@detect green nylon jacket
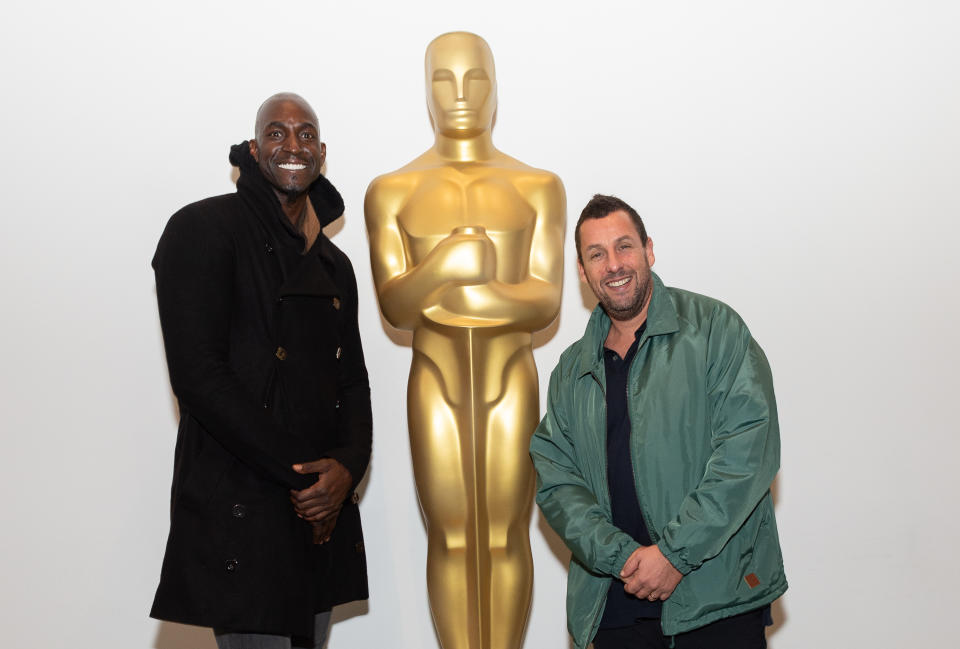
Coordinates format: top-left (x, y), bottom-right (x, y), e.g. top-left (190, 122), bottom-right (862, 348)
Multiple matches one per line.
top-left (530, 273), bottom-right (787, 647)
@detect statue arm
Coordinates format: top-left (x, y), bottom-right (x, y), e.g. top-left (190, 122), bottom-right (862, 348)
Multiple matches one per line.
top-left (365, 177), bottom-right (496, 330)
top-left (432, 174), bottom-right (566, 331)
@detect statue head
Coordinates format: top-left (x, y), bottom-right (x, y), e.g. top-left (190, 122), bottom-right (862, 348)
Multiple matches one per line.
top-left (425, 32), bottom-right (497, 138)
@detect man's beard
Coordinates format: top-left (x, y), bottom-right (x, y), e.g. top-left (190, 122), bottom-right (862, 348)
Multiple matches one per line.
top-left (598, 273), bottom-right (652, 322)
top-left (282, 185), bottom-right (305, 201)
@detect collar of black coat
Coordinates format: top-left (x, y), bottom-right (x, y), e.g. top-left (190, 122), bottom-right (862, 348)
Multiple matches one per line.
top-left (228, 140), bottom-right (345, 229)
top-left (575, 272), bottom-right (680, 379)
top-left (229, 141), bottom-right (343, 298)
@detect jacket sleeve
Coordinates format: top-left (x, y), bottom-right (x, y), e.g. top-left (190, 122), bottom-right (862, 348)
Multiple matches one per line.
top-left (322, 254), bottom-right (372, 491)
top-left (530, 365), bottom-right (641, 577)
top-left (153, 206), bottom-right (316, 490)
top-left (658, 308), bottom-right (780, 574)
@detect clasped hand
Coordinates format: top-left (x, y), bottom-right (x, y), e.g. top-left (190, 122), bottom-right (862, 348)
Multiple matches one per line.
top-left (290, 458), bottom-right (352, 545)
top-left (437, 227), bottom-right (496, 285)
top-left (620, 545), bottom-right (683, 602)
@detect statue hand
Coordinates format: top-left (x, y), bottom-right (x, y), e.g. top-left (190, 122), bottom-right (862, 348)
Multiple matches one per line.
top-left (436, 228), bottom-right (496, 284)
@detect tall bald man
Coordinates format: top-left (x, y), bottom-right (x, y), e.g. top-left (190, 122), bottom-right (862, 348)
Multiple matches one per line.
top-left (151, 93), bottom-right (372, 648)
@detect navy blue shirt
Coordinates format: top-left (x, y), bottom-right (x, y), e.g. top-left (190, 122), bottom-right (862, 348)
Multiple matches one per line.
top-left (598, 322), bottom-right (662, 628)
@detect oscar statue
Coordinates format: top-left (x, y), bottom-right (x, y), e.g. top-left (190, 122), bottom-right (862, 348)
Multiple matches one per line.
top-left (365, 31), bottom-right (565, 649)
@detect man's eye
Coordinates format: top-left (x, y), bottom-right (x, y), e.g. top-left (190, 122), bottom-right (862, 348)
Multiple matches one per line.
top-left (269, 130), bottom-right (282, 138)
top-left (301, 132), bottom-right (315, 140)
top-left (590, 252), bottom-right (602, 261)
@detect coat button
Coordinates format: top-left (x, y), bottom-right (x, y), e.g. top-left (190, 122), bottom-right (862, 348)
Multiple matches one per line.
top-left (225, 559), bottom-right (239, 572)
top-left (275, 346), bottom-right (287, 361)
top-left (265, 243), bottom-right (274, 254)
top-left (350, 492), bottom-right (360, 504)
top-left (354, 542), bottom-right (364, 553)
top-left (332, 297), bottom-right (341, 310)
top-left (231, 504), bottom-right (247, 519)
top-left (335, 346), bottom-right (341, 360)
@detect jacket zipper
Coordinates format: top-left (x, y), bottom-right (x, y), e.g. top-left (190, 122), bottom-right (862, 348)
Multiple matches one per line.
top-left (626, 333), bottom-right (675, 637)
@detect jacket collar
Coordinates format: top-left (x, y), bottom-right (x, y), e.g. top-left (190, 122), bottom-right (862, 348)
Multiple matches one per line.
top-left (228, 140), bottom-right (345, 231)
top-left (228, 141), bottom-right (344, 297)
top-left (575, 272), bottom-right (679, 378)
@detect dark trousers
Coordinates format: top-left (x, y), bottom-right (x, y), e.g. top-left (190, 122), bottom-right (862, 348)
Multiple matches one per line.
top-left (592, 608), bottom-right (767, 649)
top-left (214, 611), bottom-right (332, 649)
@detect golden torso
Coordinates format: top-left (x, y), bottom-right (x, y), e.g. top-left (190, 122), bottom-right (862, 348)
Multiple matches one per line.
top-left (366, 148), bottom-right (564, 649)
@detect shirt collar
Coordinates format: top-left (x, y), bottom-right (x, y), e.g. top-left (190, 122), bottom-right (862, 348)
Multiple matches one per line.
top-left (576, 272), bottom-right (679, 378)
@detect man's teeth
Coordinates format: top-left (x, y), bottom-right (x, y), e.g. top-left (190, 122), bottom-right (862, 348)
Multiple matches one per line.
top-left (607, 277), bottom-right (630, 287)
top-left (278, 163), bottom-right (307, 170)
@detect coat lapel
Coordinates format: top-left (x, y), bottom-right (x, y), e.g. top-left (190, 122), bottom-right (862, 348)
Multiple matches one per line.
top-left (279, 237), bottom-right (339, 298)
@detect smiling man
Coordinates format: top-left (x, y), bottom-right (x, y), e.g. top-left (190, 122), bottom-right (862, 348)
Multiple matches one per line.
top-left (150, 93), bottom-right (372, 648)
top-left (530, 194), bottom-right (787, 649)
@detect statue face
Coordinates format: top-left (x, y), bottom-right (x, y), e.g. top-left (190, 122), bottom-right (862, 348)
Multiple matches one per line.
top-left (426, 33), bottom-right (497, 137)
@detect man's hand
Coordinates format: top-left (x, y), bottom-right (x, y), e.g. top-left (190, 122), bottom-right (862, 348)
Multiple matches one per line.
top-left (310, 508), bottom-right (342, 545)
top-left (620, 545), bottom-right (683, 602)
top-left (290, 458), bottom-right (353, 522)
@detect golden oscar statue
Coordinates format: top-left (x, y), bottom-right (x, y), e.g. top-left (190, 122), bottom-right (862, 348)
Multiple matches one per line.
top-left (365, 31), bottom-right (565, 649)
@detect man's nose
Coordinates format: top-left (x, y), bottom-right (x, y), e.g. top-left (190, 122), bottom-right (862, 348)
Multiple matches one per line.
top-left (281, 133), bottom-right (302, 152)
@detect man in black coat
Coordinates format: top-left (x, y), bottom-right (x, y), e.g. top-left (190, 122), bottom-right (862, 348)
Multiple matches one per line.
top-left (151, 93), bottom-right (372, 648)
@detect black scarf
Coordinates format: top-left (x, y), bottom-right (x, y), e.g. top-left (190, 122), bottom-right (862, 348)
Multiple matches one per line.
top-left (228, 140), bottom-right (345, 229)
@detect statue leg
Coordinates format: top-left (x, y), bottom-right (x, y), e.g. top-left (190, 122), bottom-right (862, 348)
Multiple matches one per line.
top-left (408, 352), bottom-right (480, 649)
top-left (481, 349), bottom-right (538, 649)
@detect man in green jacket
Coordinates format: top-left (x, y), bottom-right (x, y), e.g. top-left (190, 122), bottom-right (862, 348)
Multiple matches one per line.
top-left (530, 195), bottom-right (786, 649)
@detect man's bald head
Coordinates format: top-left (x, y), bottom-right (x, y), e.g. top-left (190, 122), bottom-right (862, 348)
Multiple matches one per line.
top-left (249, 92), bottom-right (326, 201)
top-left (255, 92), bottom-right (320, 138)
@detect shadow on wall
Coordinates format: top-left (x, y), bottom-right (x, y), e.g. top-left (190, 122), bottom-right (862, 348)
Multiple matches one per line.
top-left (535, 510), bottom-right (577, 649)
top-left (767, 474), bottom-right (788, 647)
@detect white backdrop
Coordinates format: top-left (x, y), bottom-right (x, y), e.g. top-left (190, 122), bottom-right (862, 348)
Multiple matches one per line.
top-left (1, 1), bottom-right (958, 648)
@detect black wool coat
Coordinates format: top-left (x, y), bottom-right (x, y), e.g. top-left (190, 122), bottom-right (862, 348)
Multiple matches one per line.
top-left (150, 143), bottom-right (372, 637)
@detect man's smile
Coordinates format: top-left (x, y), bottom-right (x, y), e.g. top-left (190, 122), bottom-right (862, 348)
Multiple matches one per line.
top-left (606, 276), bottom-right (632, 288)
top-left (278, 162), bottom-right (308, 171)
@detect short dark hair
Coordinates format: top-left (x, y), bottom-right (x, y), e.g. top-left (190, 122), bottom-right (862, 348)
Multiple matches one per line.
top-left (575, 194), bottom-right (648, 261)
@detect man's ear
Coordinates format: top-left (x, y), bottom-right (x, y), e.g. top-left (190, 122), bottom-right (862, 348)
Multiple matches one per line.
top-left (318, 142), bottom-right (327, 170)
top-left (577, 258), bottom-right (587, 283)
top-left (645, 237), bottom-right (655, 268)
top-left (249, 139), bottom-right (259, 162)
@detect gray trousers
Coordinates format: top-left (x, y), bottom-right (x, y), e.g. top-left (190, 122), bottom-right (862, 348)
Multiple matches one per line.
top-left (214, 611), bottom-right (332, 649)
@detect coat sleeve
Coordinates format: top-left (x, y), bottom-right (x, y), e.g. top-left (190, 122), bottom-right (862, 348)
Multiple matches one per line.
top-left (657, 307), bottom-right (780, 574)
top-left (530, 364), bottom-right (641, 577)
top-left (153, 206), bottom-right (316, 490)
top-left (322, 254), bottom-right (372, 491)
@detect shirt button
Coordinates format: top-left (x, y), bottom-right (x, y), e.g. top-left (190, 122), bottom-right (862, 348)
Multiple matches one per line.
top-left (275, 346), bottom-right (287, 361)
top-left (264, 243), bottom-right (274, 254)
top-left (332, 297), bottom-right (341, 310)
top-left (335, 346), bottom-right (342, 360)
top-left (351, 492), bottom-right (360, 504)
top-left (231, 504), bottom-right (247, 519)
top-left (225, 559), bottom-right (239, 572)
top-left (354, 542), bottom-right (364, 554)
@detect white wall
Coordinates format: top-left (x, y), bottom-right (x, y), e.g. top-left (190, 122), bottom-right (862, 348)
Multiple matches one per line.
top-left (1, 1), bottom-right (958, 647)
